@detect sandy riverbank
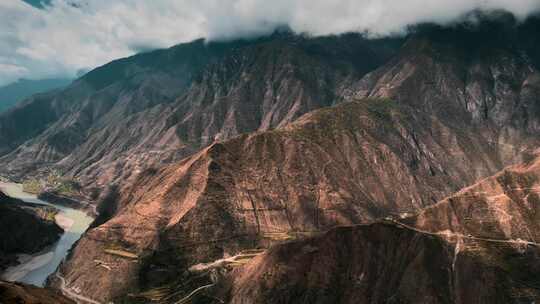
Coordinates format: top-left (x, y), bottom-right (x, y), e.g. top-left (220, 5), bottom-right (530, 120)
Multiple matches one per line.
top-left (1, 252), bottom-right (54, 282)
top-left (0, 181), bottom-right (95, 286)
top-left (54, 214), bottom-right (75, 231)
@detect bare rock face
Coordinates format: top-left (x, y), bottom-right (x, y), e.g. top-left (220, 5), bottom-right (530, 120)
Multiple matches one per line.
top-left (0, 280), bottom-right (74, 304)
top-left (202, 152), bottom-right (540, 304)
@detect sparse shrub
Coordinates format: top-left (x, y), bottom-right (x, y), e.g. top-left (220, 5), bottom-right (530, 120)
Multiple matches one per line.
top-left (22, 179), bottom-right (43, 194)
top-left (23, 169), bottom-right (80, 196)
top-left (366, 98), bottom-right (397, 120)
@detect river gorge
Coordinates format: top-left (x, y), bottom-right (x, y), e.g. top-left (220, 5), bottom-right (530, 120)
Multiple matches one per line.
top-left (0, 182), bottom-right (93, 287)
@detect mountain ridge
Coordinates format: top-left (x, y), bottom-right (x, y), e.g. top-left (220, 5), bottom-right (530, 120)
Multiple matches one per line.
top-left (0, 33), bottom-right (403, 201)
top-left (0, 78), bottom-right (72, 114)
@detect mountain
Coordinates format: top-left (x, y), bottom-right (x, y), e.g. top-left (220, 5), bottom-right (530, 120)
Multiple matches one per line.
top-left (212, 223), bottom-right (540, 304)
top-left (0, 78), bottom-right (72, 113)
top-left (0, 13), bottom-right (538, 303)
top-left (50, 97), bottom-right (539, 302)
top-left (406, 154), bottom-right (540, 243)
top-left (0, 33), bottom-right (402, 198)
top-left (32, 15), bottom-right (540, 302)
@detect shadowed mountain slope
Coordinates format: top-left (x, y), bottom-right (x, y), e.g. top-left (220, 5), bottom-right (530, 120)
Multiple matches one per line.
top-left (0, 280), bottom-right (74, 304)
top-left (213, 223), bottom-right (540, 304)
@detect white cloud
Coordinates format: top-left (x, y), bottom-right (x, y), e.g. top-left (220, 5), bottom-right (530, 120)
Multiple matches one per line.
top-left (0, 0), bottom-right (539, 86)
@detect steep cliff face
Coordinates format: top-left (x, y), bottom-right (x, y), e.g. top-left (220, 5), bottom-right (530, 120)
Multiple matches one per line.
top-left (0, 33), bottom-right (401, 195)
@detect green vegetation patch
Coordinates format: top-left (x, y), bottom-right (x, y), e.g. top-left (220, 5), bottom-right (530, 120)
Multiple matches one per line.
top-left (366, 98), bottom-right (398, 120)
top-left (22, 169), bottom-right (80, 196)
top-left (285, 98), bottom-right (402, 143)
top-left (43, 208), bottom-right (58, 222)
top-left (22, 179), bottom-right (43, 194)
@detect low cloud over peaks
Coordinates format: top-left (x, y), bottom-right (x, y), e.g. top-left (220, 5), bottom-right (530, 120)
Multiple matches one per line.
top-left (1, 0), bottom-right (539, 86)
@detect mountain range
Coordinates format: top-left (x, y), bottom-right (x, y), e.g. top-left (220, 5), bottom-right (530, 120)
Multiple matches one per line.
top-left (1, 12), bottom-right (540, 304)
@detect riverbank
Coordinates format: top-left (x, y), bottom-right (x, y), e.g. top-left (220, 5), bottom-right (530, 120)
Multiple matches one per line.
top-left (0, 211), bottom-right (73, 282)
top-left (38, 191), bottom-right (98, 217)
top-left (0, 182), bottom-right (94, 287)
top-left (0, 175), bottom-right (99, 217)
top-left (2, 252), bottom-right (55, 282)
top-left (0, 190), bottom-right (63, 272)
top-left (54, 214), bottom-right (75, 231)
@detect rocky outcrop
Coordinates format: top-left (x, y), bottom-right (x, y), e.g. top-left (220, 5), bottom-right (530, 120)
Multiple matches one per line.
top-left (0, 192), bottom-right (63, 271)
top-left (0, 280), bottom-right (74, 304)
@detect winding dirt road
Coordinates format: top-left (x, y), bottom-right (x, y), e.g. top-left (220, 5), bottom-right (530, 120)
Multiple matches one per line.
top-left (390, 219), bottom-right (540, 246)
top-left (55, 273), bottom-right (102, 304)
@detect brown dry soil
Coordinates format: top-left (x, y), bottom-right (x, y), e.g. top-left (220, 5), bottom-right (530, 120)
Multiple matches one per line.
top-left (0, 280), bottom-right (74, 304)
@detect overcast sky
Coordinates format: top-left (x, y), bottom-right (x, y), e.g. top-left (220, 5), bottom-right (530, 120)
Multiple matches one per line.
top-left (0, 0), bottom-right (539, 86)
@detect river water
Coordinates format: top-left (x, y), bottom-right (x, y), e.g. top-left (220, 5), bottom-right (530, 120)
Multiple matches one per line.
top-left (0, 182), bottom-right (94, 287)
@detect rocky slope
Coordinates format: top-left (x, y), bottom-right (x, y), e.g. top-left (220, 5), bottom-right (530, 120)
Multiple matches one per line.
top-left (208, 223), bottom-right (540, 304)
top-left (206, 145), bottom-right (540, 303)
top-left (133, 155), bottom-right (540, 304)
top-left (43, 15), bottom-right (540, 302)
top-left (161, 155), bottom-right (540, 304)
top-left (49, 94), bottom-right (534, 302)
top-left (0, 280), bottom-right (74, 304)
top-left (405, 153), bottom-right (540, 243)
top-left (0, 32), bottom-right (401, 198)
top-left (347, 14), bottom-right (540, 168)
top-left (0, 191), bottom-right (63, 272)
